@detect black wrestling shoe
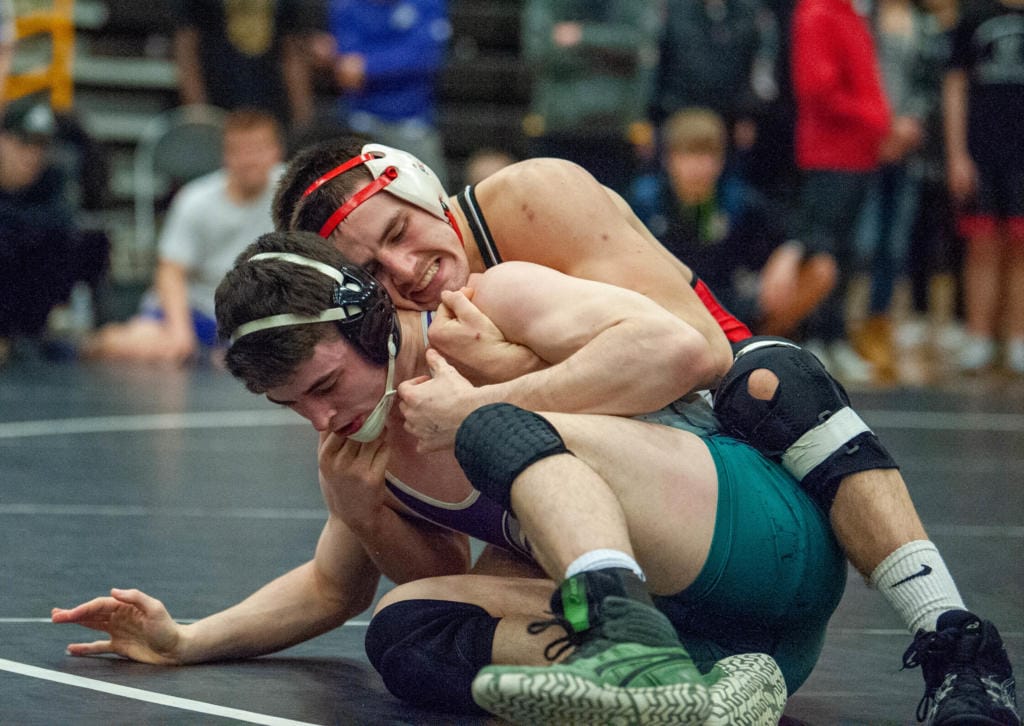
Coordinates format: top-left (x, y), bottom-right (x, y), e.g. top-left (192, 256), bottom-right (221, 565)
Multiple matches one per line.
top-left (903, 610), bottom-right (1019, 725)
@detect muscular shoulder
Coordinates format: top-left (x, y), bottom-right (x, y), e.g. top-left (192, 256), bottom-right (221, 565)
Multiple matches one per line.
top-left (476, 157), bottom-right (590, 208)
top-left (470, 158), bottom-right (649, 274)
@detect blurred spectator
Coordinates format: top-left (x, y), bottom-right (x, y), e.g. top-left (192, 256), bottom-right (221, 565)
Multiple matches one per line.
top-left (791, 0), bottom-right (891, 384)
top-left (851, 0), bottom-right (939, 379)
top-left (0, 99), bottom-right (108, 364)
top-left (630, 107), bottom-right (835, 339)
top-left (944, 0), bottom-right (1024, 375)
top-left (650, 0), bottom-right (774, 182)
top-left (82, 110), bottom-right (284, 365)
top-left (521, 0), bottom-right (661, 196)
top-left (172, 0), bottom-right (319, 131)
top-left (903, 0), bottom-right (963, 351)
top-left (310, 0), bottom-right (451, 186)
top-left (462, 147), bottom-right (516, 187)
top-left (0, 0), bottom-right (13, 118)
top-left (745, 0), bottom-right (801, 207)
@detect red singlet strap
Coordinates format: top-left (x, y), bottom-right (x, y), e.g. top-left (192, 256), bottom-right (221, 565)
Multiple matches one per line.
top-left (692, 276), bottom-right (752, 343)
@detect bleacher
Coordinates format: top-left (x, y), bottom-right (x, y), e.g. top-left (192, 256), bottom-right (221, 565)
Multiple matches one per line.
top-left (6, 0), bottom-right (528, 288)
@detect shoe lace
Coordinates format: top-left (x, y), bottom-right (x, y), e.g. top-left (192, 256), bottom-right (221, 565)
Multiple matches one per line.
top-left (903, 625), bottom-right (1001, 723)
top-left (527, 613), bottom-right (585, 662)
top-left (903, 629), bottom-right (957, 721)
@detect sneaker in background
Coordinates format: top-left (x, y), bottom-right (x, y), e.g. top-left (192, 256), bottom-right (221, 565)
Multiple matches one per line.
top-left (958, 335), bottom-right (996, 372)
top-left (827, 340), bottom-right (876, 385)
top-left (803, 339), bottom-right (830, 369)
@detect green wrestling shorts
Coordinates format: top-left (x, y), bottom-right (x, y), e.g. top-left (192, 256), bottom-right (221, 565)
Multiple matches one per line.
top-left (653, 433), bottom-right (847, 694)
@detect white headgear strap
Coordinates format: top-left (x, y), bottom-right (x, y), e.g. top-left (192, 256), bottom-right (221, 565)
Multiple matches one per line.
top-left (229, 253), bottom-right (361, 344)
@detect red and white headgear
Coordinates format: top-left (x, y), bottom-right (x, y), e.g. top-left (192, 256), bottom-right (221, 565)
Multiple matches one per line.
top-left (302, 143), bottom-right (454, 239)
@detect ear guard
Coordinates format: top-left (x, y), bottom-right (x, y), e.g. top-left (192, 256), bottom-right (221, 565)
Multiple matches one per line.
top-left (229, 252), bottom-right (400, 366)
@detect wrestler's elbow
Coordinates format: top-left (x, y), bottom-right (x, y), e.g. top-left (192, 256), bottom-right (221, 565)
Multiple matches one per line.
top-left (666, 324), bottom-right (728, 393)
top-left (707, 332), bottom-right (734, 385)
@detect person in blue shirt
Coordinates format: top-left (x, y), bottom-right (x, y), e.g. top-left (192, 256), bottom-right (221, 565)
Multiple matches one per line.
top-left (311, 0), bottom-right (451, 186)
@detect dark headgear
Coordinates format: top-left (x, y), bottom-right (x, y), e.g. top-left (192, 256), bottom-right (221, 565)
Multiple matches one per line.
top-left (230, 252), bottom-right (400, 366)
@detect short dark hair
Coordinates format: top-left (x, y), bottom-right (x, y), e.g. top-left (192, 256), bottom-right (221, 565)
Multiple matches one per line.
top-left (272, 134), bottom-right (372, 233)
top-left (216, 230), bottom-right (356, 394)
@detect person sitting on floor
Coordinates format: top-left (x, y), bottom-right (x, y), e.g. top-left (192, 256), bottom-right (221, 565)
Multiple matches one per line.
top-left (82, 109), bottom-right (284, 365)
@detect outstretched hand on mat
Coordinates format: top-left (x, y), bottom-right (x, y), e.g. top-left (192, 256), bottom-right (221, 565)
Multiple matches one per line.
top-left (51, 588), bottom-right (183, 665)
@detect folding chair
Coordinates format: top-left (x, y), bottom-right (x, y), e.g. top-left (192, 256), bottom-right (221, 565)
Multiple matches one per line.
top-left (131, 103), bottom-right (226, 260)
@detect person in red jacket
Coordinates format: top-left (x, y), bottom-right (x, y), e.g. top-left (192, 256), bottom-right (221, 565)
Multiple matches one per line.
top-left (790, 0), bottom-right (891, 383)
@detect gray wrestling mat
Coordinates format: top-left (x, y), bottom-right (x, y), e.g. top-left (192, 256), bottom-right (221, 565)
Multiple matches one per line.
top-left (1, 359), bottom-right (1021, 724)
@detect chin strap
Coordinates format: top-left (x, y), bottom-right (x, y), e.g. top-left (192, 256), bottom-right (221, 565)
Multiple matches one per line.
top-left (444, 203), bottom-right (464, 247)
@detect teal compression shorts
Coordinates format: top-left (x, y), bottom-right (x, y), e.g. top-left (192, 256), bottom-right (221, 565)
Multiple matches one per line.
top-left (653, 434), bottom-right (847, 694)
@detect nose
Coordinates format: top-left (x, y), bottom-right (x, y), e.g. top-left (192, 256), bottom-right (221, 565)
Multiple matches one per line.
top-left (297, 400), bottom-right (336, 432)
top-left (378, 247), bottom-right (419, 290)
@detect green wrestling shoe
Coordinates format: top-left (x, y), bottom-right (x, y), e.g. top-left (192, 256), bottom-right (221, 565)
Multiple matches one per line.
top-left (472, 569), bottom-right (712, 725)
top-left (471, 569), bottom-right (789, 726)
top-left (704, 652), bottom-right (790, 726)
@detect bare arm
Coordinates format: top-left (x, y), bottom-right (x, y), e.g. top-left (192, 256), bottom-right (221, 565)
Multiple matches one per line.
top-left (52, 516), bottom-right (381, 664)
top-left (173, 27), bottom-right (206, 106)
top-left (402, 262), bottom-right (716, 451)
top-left (175, 517), bottom-right (381, 662)
top-left (468, 262), bottom-right (715, 414)
top-left (281, 32), bottom-right (315, 129)
top-left (153, 258), bottom-right (198, 363)
top-left (317, 431), bottom-right (472, 584)
top-left (472, 159), bottom-right (733, 389)
top-left (942, 69), bottom-right (974, 203)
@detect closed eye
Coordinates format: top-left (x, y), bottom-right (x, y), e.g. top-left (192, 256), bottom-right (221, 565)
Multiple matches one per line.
top-left (312, 378), bottom-right (337, 397)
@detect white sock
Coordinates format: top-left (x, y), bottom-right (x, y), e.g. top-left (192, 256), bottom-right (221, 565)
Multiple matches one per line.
top-left (565, 549), bottom-right (645, 582)
top-left (869, 540), bottom-right (966, 633)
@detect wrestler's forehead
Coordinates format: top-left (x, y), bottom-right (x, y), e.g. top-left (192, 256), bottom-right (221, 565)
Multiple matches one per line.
top-left (328, 195), bottom-right (399, 262)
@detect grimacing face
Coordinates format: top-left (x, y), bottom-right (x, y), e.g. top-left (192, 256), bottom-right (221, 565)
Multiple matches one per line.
top-left (264, 334), bottom-right (387, 437)
top-left (325, 192), bottom-right (471, 311)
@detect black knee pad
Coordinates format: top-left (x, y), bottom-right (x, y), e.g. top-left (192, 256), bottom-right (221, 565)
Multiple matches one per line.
top-left (714, 337), bottom-right (851, 457)
top-left (714, 337), bottom-right (898, 510)
top-left (365, 599), bottom-right (499, 713)
top-left (455, 403), bottom-right (571, 509)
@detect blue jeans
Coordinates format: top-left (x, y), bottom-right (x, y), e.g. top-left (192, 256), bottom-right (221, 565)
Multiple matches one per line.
top-left (855, 162), bottom-right (921, 315)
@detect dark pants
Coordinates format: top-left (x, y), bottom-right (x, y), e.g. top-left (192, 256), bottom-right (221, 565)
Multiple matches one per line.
top-left (796, 169), bottom-right (872, 342)
top-left (0, 228), bottom-right (109, 338)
